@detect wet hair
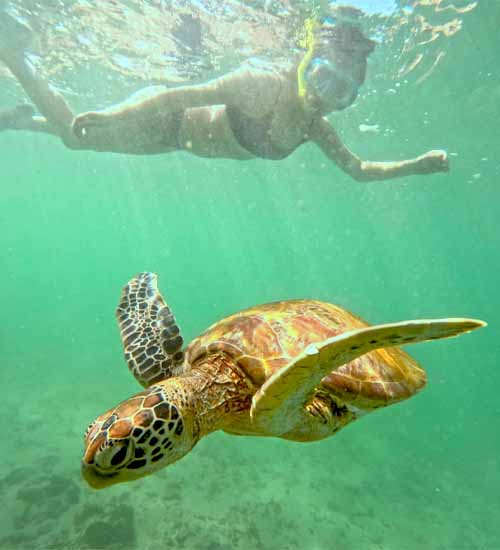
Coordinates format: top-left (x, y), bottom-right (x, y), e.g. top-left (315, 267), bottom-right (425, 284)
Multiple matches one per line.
top-left (313, 23), bottom-right (376, 59)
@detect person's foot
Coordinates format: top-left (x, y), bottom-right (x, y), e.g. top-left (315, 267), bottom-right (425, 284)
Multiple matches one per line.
top-left (73, 111), bottom-right (109, 138)
top-left (0, 9), bottom-right (33, 60)
top-left (0, 103), bottom-right (35, 131)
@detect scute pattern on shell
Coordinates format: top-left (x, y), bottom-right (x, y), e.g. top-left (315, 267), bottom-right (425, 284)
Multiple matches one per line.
top-left (185, 299), bottom-right (426, 408)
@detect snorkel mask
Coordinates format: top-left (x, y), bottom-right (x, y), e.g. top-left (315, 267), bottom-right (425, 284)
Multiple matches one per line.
top-left (298, 7), bottom-right (375, 112)
top-left (304, 56), bottom-right (359, 111)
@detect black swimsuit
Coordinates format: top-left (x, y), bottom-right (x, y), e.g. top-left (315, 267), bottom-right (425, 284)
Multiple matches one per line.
top-left (225, 105), bottom-right (305, 160)
top-left (165, 105), bottom-right (306, 159)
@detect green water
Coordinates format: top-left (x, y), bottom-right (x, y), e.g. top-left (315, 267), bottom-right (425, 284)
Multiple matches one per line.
top-left (1, 2), bottom-right (499, 549)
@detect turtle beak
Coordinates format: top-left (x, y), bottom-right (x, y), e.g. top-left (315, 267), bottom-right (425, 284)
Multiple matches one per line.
top-left (81, 463), bottom-right (119, 490)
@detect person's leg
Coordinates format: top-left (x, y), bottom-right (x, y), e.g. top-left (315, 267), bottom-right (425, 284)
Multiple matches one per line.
top-left (0, 103), bottom-right (59, 135)
top-left (0, 9), bottom-right (77, 145)
top-left (0, 11), bottom-right (188, 154)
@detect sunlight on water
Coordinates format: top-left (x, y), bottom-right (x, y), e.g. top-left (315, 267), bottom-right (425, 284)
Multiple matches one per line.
top-left (338, 0), bottom-right (397, 15)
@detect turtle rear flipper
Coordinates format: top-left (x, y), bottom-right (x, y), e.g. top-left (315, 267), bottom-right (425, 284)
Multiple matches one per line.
top-left (116, 273), bottom-right (184, 387)
top-left (251, 318), bottom-right (485, 436)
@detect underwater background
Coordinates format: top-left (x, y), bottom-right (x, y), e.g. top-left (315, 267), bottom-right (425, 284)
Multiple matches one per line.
top-left (0, 1), bottom-right (498, 549)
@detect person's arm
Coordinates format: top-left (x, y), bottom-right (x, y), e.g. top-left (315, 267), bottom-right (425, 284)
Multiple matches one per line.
top-left (310, 117), bottom-right (449, 182)
top-left (73, 67), bottom-right (281, 138)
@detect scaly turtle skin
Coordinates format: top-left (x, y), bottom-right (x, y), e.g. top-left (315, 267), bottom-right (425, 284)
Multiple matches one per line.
top-left (82, 273), bottom-right (485, 489)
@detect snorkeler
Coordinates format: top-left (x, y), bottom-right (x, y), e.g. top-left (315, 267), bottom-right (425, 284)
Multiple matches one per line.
top-left (0, 8), bottom-right (448, 182)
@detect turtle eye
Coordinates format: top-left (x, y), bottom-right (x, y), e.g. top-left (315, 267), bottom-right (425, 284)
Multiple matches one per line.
top-left (96, 440), bottom-right (133, 470)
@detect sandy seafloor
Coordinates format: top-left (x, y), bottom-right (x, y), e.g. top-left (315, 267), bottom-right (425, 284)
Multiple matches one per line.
top-left (0, 369), bottom-right (497, 549)
top-left (0, 380), bottom-right (498, 550)
top-left (0, 2), bottom-right (499, 549)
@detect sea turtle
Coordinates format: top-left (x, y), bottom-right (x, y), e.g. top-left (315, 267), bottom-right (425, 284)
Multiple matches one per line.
top-left (82, 272), bottom-right (485, 489)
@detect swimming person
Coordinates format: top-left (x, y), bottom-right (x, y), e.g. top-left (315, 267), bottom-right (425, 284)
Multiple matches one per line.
top-left (0, 8), bottom-right (448, 182)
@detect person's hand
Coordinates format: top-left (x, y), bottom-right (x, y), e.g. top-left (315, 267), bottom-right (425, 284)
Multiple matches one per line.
top-left (417, 150), bottom-right (449, 174)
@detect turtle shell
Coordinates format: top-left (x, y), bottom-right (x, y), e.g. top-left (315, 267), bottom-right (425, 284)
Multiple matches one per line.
top-left (185, 300), bottom-right (426, 409)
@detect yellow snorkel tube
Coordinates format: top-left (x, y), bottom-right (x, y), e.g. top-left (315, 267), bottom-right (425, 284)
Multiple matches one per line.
top-left (297, 17), bottom-right (319, 99)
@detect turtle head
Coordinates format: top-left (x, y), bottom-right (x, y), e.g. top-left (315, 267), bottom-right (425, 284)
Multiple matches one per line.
top-left (81, 382), bottom-right (195, 489)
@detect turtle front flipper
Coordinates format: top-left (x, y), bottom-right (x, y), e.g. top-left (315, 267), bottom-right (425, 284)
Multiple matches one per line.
top-left (251, 318), bottom-right (485, 437)
top-left (116, 273), bottom-right (185, 387)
